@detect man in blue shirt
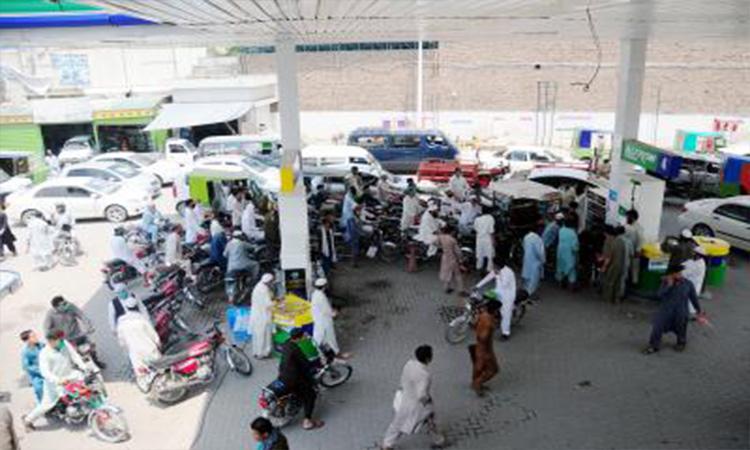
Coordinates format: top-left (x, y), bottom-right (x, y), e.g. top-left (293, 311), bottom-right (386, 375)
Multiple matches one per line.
top-left (19, 330), bottom-right (44, 403)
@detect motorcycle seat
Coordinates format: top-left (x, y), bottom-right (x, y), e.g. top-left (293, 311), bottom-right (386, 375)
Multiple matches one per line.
top-left (150, 351), bottom-right (193, 370)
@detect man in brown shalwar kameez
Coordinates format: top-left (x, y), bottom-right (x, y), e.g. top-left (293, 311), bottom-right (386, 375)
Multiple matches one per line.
top-left (437, 225), bottom-right (466, 295)
top-left (469, 300), bottom-right (500, 396)
top-left (601, 225), bottom-right (628, 304)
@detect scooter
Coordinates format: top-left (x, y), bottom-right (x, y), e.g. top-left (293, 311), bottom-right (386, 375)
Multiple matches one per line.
top-left (258, 343), bottom-right (352, 428)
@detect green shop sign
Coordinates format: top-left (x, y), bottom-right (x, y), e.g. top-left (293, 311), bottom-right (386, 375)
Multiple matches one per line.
top-left (621, 140), bottom-right (660, 171)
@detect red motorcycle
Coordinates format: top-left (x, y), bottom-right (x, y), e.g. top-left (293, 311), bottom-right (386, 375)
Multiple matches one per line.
top-left (138, 321), bottom-right (252, 404)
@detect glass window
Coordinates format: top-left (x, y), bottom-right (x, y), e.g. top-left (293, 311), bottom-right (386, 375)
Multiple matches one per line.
top-left (66, 187), bottom-right (91, 198)
top-left (320, 157), bottom-right (346, 166)
top-left (108, 164), bottom-right (139, 179)
top-left (507, 151), bottom-right (528, 161)
top-left (67, 168), bottom-right (91, 177)
top-left (242, 157), bottom-right (270, 172)
top-left (34, 187), bottom-right (67, 197)
top-left (714, 204), bottom-right (750, 224)
top-left (85, 178), bottom-right (118, 194)
top-left (392, 135), bottom-right (421, 148)
top-left (169, 144), bottom-right (186, 153)
top-left (349, 156), bottom-right (369, 165)
top-left (355, 135), bottom-right (386, 149)
top-left (425, 135), bottom-right (445, 146)
top-left (530, 153), bottom-right (551, 162)
top-left (302, 157), bottom-right (318, 167)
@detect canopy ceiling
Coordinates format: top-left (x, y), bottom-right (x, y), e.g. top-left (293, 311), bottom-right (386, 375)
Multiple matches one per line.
top-left (1, 0), bottom-right (749, 47)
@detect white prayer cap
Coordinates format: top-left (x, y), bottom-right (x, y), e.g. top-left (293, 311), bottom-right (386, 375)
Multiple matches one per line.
top-left (232, 230), bottom-right (244, 238)
top-left (123, 295), bottom-right (138, 309)
top-left (555, 212), bottom-right (565, 220)
top-left (681, 229), bottom-right (693, 239)
top-left (314, 278), bottom-right (328, 288)
top-left (428, 204), bottom-right (439, 212)
top-left (694, 245), bottom-right (707, 256)
top-left (261, 273), bottom-right (274, 283)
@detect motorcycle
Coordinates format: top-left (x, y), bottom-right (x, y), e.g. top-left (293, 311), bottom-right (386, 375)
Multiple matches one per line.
top-left (47, 371), bottom-right (129, 443)
top-left (140, 321), bottom-right (252, 404)
top-left (444, 288), bottom-right (532, 344)
top-left (258, 343), bottom-right (352, 428)
top-left (54, 225), bottom-right (80, 266)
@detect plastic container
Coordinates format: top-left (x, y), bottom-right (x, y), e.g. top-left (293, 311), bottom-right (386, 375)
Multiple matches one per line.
top-left (226, 306), bottom-right (252, 344)
top-left (638, 243), bottom-right (669, 294)
top-left (694, 236), bottom-right (730, 287)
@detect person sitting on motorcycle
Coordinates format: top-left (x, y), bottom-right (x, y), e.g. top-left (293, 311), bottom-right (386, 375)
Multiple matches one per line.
top-left (278, 328), bottom-right (324, 430)
top-left (251, 417), bottom-right (289, 450)
top-left (209, 222), bottom-right (229, 273)
top-left (223, 230), bottom-right (260, 285)
top-left (140, 202), bottom-right (162, 244)
top-left (116, 295), bottom-right (161, 384)
top-left (22, 330), bottom-right (86, 431)
top-left (108, 284), bottom-right (149, 335)
top-left (164, 224), bottom-right (184, 268)
top-left (110, 226), bottom-right (153, 287)
top-left (43, 296), bottom-right (105, 369)
top-left (50, 203), bottom-right (78, 249)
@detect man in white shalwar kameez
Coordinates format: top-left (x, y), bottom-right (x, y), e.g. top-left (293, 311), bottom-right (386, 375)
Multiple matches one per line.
top-left (117, 296), bottom-right (161, 377)
top-left (416, 205), bottom-right (441, 257)
top-left (23, 332), bottom-right (86, 429)
top-left (183, 200), bottom-right (201, 245)
top-left (476, 256), bottom-right (517, 339)
top-left (473, 209), bottom-right (496, 272)
top-left (400, 190), bottom-right (421, 231)
top-left (382, 345), bottom-right (445, 449)
top-left (682, 246), bottom-right (707, 316)
top-left (26, 213), bottom-right (54, 271)
top-left (241, 199), bottom-right (263, 241)
top-left (448, 168), bottom-right (470, 202)
top-left (250, 273), bottom-right (276, 359)
top-left (311, 279), bottom-right (340, 355)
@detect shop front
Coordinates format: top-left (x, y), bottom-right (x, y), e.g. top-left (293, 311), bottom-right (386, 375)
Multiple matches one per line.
top-left (92, 97), bottom-right (167, 153)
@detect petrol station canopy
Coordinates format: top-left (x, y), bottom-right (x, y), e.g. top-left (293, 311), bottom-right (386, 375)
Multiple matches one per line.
top-left (1, 0), bottom-right (748, 47)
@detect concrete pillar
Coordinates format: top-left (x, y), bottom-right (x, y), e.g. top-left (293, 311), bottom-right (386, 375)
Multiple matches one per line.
top-left (275, 37), bottom-right (311, 294)
top-left (416, 39), bottom-right (423, 128)
top-left (608, 38), bottom-right (647, 224)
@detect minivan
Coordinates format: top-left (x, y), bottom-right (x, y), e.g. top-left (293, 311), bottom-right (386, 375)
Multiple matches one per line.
top-left (347, 128), bottom-right (458, 173)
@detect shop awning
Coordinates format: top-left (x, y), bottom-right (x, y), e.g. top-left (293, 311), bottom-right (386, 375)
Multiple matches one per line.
top-left (143, 102), bottom-right (252, 131)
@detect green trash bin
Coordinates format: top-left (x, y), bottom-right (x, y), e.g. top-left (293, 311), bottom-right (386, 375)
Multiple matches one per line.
top-left (694, 236), bottom-right (731, 288)
top-left (637, 243), bottom-right (669, 296)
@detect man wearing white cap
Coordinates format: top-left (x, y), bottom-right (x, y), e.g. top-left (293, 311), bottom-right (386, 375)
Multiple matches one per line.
top-left (311, 279), bottom-right (342, 356)
top-left (416, 205), bottom-right (441, 257)
top-left (473, 208), bottom-right (496, 273)
top-left (670, 229), bottom-right (697, 266)
top-left (449, 167), bottom-right (470, 202)
top-left (116, 294), bottom-right (161, 378)
top-left (542, 212), bottom-right (564, 250)
top-left (250, 273), bottom-right (276, 359)
top-left (400, 189), bottom-right (422, 231)
top-left (682, 246), bottom-right (707, 316)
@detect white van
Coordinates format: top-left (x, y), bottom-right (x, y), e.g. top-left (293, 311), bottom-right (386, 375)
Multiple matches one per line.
top-left (198, 135), bottom-right (281, 159)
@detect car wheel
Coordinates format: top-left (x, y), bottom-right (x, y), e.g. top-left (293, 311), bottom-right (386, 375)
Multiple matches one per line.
top-left (105, 205), bottom-right (128, 223)
top-left (692, 223), bottom-right (714, 237)
top-left (20, 209), bottom-right (43, 226)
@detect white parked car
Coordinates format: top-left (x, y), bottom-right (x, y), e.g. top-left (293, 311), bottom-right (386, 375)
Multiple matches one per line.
top-left (58, 135), bottom-right (99, 165)
top-left (481, 146), bottom-right (578, 174)
top-left (194, 154), bottom-right (281, 193)
top-left (5, 177), bottom-right (149, 224)
top-left (0, 168), bottom-right (32, 202)
top-left (61, 161), bottom-right (161, 198)
top-left (90, 152), bottom-right (182, 186)
top-left (678, 196), bottom-right (750, 252)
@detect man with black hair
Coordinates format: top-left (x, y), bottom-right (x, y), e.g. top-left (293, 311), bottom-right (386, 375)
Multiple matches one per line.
top-left (250, 416), bottom-right (289, 449)
top-left (476, 255), bottom-right (517, 340)
top-left (624, 209), bottom-right (644, 286)
top-left (20, 330), bottom-right (44, 403)
top-left (470, 301), bottom-right (500, 396)
top-left (278, 329), bottom-right (323, 430)
top-left (382, 345), bottom-right (445, 449)
top-left (643, 264), bottom-right (703, 354)
top-left (43, 296), bottom-right (105, 369)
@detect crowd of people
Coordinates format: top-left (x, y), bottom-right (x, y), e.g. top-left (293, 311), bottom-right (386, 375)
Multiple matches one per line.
top-left (7, 163), bottom-right (713, 450)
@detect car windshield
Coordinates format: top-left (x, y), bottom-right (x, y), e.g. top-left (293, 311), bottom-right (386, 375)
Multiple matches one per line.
top-left (85, 178), bottom-right (119, 194)
top-left (129, 154), bottom-right (158, 165)
top-left (242, 156), bottom-right (271, 173)
top-left (250, 153), bottom-right (281, 167)
top-left (108, 164), bottom-right (139, 179)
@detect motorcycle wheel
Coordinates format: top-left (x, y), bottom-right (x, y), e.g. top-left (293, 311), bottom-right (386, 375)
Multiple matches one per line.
top-left (88, 405), bottom-right (130, 443)
top-left (197, 267), bottom-right (223, 294)
top-left (380, 242), bottom-right (400, 263)
top-left (511, 304), bottom-right (526, 326)
top-left (263, 409), bottom-right (293, 429)
top-left (318, 363), bottom-right (353, 388)
top-left (444, 316), bottom-right (470, 345)
top-left (225, 346), bottom-right (253, 376)
top-left (152, 373), bottom-right (188, 405)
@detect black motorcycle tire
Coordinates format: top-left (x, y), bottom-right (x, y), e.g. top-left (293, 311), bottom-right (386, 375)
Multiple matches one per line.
top-left (152, 372), bottom-right (189, 405)
top-left (318, 362), bottom-right (353, 388)
top-left (445, 315), bottom-right (470, 345)
top-left (225, 345), bottom-right (253, 376)
top-left (196, 267), bottom-right (223, 294)
top-left (380, 241), bottom-right (400, 263)
top-left (511, 304), bottom-right (526, 326)
top-left (88, 405), bottom-right (130, 443)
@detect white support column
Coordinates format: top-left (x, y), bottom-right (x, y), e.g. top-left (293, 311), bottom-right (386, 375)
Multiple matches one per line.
top-left (607, 38), bottom-right (647, 224)
top-left (416, 39), bottom-right (424, 128)
top-left (275, 37), bottom-right (311, 294)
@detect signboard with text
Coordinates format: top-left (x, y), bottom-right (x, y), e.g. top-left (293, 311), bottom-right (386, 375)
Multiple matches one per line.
top-left (622, 139), bottom-right (682, 180)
